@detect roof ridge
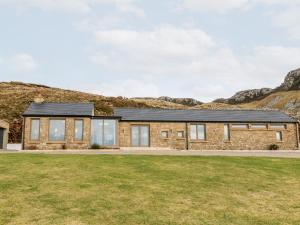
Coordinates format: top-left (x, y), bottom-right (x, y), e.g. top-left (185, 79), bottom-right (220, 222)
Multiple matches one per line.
top-left (113, 107), bottom-right (282, 112)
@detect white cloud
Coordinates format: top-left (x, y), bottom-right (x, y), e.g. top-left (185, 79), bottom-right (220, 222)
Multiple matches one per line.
top-left (0, 0), bottom-right (145, 16)
top-left (92, 79), bottom-right (160, 97)
top-left (90, 25), bottom-right (300, 100)
top-left (270, 7), bottom-right (300, 39)
top-left (178, 0), bottom-right (250, 12)
top-left (92, 26), bottom-right (216, 74)
top-left (11, 53), bottom-right (37, 71)
top-left (178, 0), bottom-right (300, 12)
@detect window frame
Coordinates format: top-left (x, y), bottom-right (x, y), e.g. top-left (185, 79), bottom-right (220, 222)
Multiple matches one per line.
top-left (276, 131), bottom-right (283, 142)
top-left (130, 125), bottom-right (150, 147)
top-left (48, 118), bottom-right (66, 142)
top-left (74, 119), bottom-right (84, 141)
top-left (30, 118), bottom-right (40, 141)
top-left (90, 119), bottom-right (117, 147)
top-left (251, 124), bottom-right (267, 129)
top-left (269, 124), bottom-right (287, 130)
top-left (231, 124), bottom-right (249, 129)
top-left (160, 130), bottom-right (169, 139)
top-left (177, 131), bottom-right (185, 138)
top-left (190, 124), bottom-right (206, 141)
top-left (224, 124), bottom-right (230, 141)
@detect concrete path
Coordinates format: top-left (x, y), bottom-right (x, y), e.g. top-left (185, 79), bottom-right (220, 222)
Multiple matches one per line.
top-left (1, 149), bottom-right (300, 158)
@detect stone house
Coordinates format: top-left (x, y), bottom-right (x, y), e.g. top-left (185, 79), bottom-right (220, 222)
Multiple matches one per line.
top-left (22, 102), bottom-right (299, 150)
top-left (0, 119), bottom-right (9, 150)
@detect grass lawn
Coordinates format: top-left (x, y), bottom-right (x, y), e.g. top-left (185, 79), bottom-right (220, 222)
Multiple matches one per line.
top-left (0, 154), bottom-right (299, 225)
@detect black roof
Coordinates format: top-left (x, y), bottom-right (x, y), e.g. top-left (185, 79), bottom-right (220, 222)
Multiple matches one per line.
top-left (23, 103), bottom-right (94, 116)
top-left (113, 108), bottom-right (297, 123)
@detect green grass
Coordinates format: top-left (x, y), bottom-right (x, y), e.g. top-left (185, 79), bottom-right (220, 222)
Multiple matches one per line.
top-left (0, 154), bottom-right (299, 225)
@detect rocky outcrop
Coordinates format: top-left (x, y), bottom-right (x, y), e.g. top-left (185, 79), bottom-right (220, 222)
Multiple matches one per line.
top-left (158, 96), bottom-right (203, 106)
top-left (133, 96), bottom-right (203, 106)
top-left (214, 68), bottom-right (300, 104)
top-left (275, 68), bottom-right (300, 91)
top-left (214, 88), bottom-right (272, 104)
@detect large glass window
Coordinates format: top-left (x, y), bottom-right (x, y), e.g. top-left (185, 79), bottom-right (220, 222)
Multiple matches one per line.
top-left (190, 124), bottom-right (205, 140)
top-left (91, 120), bottom-right (116, 146)
top-left (224, 124), bottom-right (230, 141)
top-left (30, 119), bottom-right (40, 140)
top-left (49, 119), bottom-right (65, 141)
top-left (74, 120), bottom-right (83, 141)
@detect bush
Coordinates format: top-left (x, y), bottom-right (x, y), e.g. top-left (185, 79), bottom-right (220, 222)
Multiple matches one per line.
top-left (90, 144), bottom-right (101, 149)
top-left (269, 144), bottom-right (279, 150)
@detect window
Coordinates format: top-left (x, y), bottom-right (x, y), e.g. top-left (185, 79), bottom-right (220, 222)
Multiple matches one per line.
top-left (177, 131), bottom-right (184, 138)
top-left (224, 124), bottom-right (230, 141)
top-left (270, 124), bottom-right (286, 129)
top-left (91, 120), bottom-right (116, 146)
top-left (49, 119), bottom-right (65, 141)
top-left (231, 124), bottom-right (248, 129)
top-left (74, 119), bottom-right (83, 141)
top-left (276, 131), bottom-right (283, 142)
top-left (161, 131), bottom-right (169, 138)
top-left (190, 124), bottom-right (205, 140)
top-left (30, 119), bottom-right (40, 140)
top-left (251, 124), bottom-right (267, 129)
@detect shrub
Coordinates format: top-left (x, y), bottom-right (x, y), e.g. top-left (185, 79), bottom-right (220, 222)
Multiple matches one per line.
top-left (90, 144), bottom-right (101, 149)
top-left (269, 144), bottom-right (279, 150)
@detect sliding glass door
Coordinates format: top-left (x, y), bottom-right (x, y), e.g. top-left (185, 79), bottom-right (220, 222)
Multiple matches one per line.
top-left (131, 125), bottom-right (149, 147)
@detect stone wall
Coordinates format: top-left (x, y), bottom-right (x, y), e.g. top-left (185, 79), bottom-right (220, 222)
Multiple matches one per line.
top-left (23, 117), bottom-right (91, 150)
top-left (0, 119), bottom-right (9, 149)
top-left (119, 121), bottom-right (299, 150)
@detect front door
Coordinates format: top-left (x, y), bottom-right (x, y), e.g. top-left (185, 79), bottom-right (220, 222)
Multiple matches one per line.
top-left (0, 128), bottom-right (4, 149)
top-left (131, 125), bottom-right (149, 147)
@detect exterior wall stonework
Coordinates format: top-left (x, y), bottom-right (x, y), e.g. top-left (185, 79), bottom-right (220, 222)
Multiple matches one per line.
top-left (23, 117), bottom-right (299, 150)
top-left (119, 121), bottom-right (299, 150)
top-left (0, 119), bottom-right (9, 150)
top-left (24, 117), bottom-right (91, 150)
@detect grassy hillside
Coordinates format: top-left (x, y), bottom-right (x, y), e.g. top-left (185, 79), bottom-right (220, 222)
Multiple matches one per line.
top-left (240, 91), bottom-right (300, 117)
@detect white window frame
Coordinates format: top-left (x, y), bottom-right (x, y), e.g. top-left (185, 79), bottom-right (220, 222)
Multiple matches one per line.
top-left (224, 124), bottom-right (230, 141)
top-left (161, 130), bottom-right (169, 138)
top-left (276, 131), bottom-right (283, 142)
top-left (48, 119), bottom-right (66, 142)
top-left (30, 118), bottom-right (40, 141)
top-left (190, 124), bottom-right (206, 141)
top-left (231, 124), bottom-right (248, 129)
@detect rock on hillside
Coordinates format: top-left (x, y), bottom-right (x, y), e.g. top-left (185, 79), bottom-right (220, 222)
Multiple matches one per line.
top-left (158, 96), bottom-right (203, 106)
top-left (214, 68), bottom-right (300, 105)
top-left (276, 68), bottom-right (300, 91)
top-left (214, 88), bottom-right (273, 104)
top-left (134, 96), bottom-right (203, 107)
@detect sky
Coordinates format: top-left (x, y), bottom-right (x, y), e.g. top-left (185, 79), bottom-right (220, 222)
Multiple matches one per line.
top-left (0, 0), bottom-right (300, 102)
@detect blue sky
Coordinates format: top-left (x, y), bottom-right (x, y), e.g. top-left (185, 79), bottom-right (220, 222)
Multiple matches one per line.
top-left (0, 0), bottom-right (300, 102)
